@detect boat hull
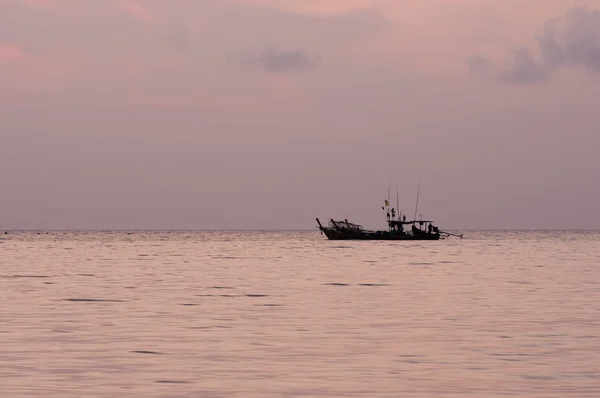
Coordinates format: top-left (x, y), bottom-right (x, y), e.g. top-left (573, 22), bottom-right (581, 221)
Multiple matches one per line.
top-left (320, 227), bottom-right (440, 241)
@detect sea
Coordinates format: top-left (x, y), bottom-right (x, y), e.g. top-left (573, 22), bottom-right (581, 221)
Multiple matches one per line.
top-left (1, 230), bottom-right (599, 397)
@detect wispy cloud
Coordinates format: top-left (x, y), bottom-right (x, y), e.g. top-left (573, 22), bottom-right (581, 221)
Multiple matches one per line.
top-left (468, 5), bottom-right (600, 84)
top-left (465, 54), bottom-right (490, 77)
top-left (119, 1), bottom-right (154, 25)
top-left (251, 49), bottom-right (315, 73)
top-left (498, 48), bottom-right (552, 84)
top-left (539, 6), bottom-right (600, 72)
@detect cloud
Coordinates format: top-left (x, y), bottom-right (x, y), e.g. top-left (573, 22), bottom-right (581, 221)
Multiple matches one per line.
top-left (465, 54), bottom-right (490, 77)
top-left (0, 0), bottom-right (390, 99)
top-left (468, 6), bottom-right (600, 84)
top-left (498, 48), bottom-right (551, 84)
top-left (119, 1), bottom-right (154, 24)
top-left (541, 6), bottom-right (600, 72)
top-left (253, 49), bottom-right (314, 73)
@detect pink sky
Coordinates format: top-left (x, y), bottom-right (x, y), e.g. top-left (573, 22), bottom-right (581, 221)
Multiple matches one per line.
top-left (1, 0), bottom-right (600, 230)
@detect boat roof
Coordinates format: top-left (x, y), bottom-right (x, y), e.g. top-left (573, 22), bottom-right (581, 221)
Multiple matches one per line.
top-left (389, 220), bottom-right (433, 224)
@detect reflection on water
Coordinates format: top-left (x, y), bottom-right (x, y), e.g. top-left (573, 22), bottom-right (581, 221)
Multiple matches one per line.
top-left (1, 230), bottom-right (600, 397)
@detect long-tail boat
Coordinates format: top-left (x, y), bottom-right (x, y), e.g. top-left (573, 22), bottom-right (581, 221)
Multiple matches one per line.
top-left (315, 217), bottom-right (460, 240)
top-left (315, 185), bottom-right (463, 240)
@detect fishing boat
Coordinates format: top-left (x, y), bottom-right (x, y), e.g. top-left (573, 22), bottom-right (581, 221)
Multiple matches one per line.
top-left (316, 182), bottom-right (462, 241)
top-left (315, 217), bottom-right (460, 240)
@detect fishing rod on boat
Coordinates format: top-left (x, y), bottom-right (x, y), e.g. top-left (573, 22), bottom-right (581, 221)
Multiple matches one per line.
top-left (413, 172), bottom-right (422, 222)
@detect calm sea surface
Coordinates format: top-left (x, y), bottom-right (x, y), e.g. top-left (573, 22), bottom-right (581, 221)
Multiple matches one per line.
top-left (1, 230), bottom-right (599, 397)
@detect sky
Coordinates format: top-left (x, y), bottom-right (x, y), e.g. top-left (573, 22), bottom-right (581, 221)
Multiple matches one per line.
top-left (1, 0), bottom-right (600, 230)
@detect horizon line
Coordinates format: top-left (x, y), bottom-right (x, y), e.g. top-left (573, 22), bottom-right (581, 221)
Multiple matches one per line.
top-left (2, 228), bottom-right (599, 233)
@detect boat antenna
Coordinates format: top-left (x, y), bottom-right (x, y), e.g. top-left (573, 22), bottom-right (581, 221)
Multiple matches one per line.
top-left (413, 172), bottom-right (422, 221)
top-left (388, 178), bottom-right (392, 209)
top-left (385, 177), bottom-right (392, 221)
top-left (396, 184), bottom-right (400, 221)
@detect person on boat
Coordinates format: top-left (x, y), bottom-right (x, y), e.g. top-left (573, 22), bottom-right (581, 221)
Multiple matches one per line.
top-left (428, 223), bottom-right (433, 234)
top-left (403, 215), bottom-right (406, 222)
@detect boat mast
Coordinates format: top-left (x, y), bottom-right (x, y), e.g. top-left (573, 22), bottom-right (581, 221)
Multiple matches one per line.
top-left (396, 184), bottom-right (400, 221)
top-left (413, 172), bottom-right (422, 221)
top-left (387, 179), bottom-right (392, 221)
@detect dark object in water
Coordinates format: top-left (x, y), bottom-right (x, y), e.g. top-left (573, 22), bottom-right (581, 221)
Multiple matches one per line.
top-left (315, 194), bottom-right (463, 241)
top-left (65, 298), bottom-right (126, 303)
top-left (316, 217), bottom-right (445, 241)
top-left (155, 380), bottom-right (190, 384)
top-left (316, 217), bottom-right (463, 241)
